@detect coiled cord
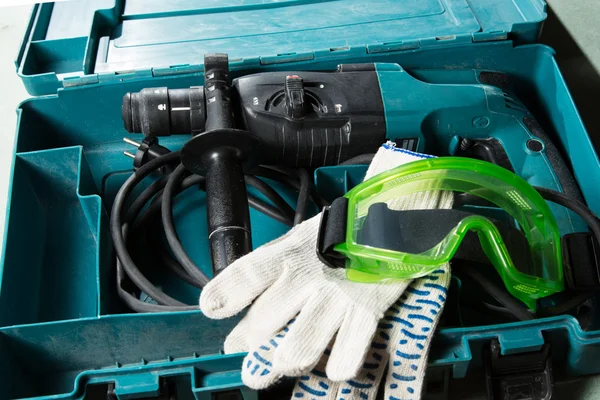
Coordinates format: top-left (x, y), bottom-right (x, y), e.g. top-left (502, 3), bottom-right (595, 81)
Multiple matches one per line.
top-left (110, 149), bottom-right (340, 312)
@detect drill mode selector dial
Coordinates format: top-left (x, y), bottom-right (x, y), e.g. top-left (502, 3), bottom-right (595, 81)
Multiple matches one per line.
top-left (284, 75), bottom-right (306, 120)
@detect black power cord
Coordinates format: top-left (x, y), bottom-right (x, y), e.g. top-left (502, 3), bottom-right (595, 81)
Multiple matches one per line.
top-left (161, 164), bottom-right (208, 286)
top-left (533, 186), bottom-right (600, 246)
top-left (453, 263), bottom-right (535, 321)
top-left (111, 145), bottom-right (354, 312)
top-left (111, 151), bottom-right (198, 311)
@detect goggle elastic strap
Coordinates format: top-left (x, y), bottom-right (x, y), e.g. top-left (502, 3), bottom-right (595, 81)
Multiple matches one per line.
top-left (317, 197), bottom-right (349, 269)
top-left (317, 197), bottom-right (600, 292)
top-left (317, 197), bottom-right (533, 272)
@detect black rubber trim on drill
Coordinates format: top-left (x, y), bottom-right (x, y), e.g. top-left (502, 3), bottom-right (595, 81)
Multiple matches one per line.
top-left (337, 63), bottom-right (376, 72)
top-left (232, 68), bottom-right (386, 167)
top-left (478, 71), bottom-right (515, 93)
top-left (317, 200), bottom-right (534, 273)
top-left (455, 138), bottom-right (515, 173)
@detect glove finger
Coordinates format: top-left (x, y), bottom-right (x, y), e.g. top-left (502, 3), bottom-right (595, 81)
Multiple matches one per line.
top-left (245, 274), bottom-right (309, 345)
top-left (385, 266), bottom-right (451, 399)
top-left (242, 349), bottom-right (281, 390)
top-left (333, 346), bottom-right (388, 400)
top-left (329, 301), bottom-right (403, 398)
top-left (199, 238), bottom-right (286, 319)
top-left (224, 271), bottom-right (307, 353)
top-left (325, 308), bottom-right (379, 382)
top-left (223, 320), bottom-right (251, 354)
top-left (242, 323), bottom-right (294, 390)
top-left (224, 309), bottom-right (298, 355)
top-left (293, 348), bottom-right (340, 400)
top-left (274, 293), bottom-right (344, 377)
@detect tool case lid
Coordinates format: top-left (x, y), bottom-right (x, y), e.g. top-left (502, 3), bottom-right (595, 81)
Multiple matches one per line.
top-left (16, 0), bottom-right (547, 96)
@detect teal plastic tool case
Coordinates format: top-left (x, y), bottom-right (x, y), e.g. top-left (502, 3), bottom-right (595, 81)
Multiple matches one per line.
top-left (4, 0), bottom-right (600, 399)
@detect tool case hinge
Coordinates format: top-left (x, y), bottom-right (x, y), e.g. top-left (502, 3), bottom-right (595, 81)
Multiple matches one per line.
top-left (367, 40), bottom-right (421, 54)
top-left (484, 339), bottom-right (554, 400)
top-left (97, 68), bottom-right (154, 84)
top-left (472, 30), bottom-right (509, 42)
top-left (152, 64), bottom-right (204, 77)
top-left (62, 73), bottom-right (99, 88)
top-left (260, 51), bottom-right (315, 65)
top-left (64, 69), bottom-right (159, 88)
top-left (366, 31), bottom-right (508, 55)
top-left (260, 46), bottom-right (368, 65)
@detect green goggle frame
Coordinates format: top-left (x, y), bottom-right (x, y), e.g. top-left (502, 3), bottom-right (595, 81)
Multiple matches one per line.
top-left (330, 157), bottom-right (563, 310)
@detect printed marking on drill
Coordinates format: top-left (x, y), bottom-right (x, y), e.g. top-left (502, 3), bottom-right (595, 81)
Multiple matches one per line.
top-left (472, 116), bottom-right (490, 128)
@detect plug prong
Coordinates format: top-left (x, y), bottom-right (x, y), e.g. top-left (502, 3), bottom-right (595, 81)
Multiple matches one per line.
top-left (123, 137), bottom-right (141, 148)
top-left (123, 151), bottom-right (136, 159)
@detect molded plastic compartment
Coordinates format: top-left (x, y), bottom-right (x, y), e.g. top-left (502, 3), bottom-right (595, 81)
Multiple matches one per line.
top-left (0, 147), bottom-right (101, 327)
top-left (0, 314), bottom-right (243, 399)
top-left (21, 38), bottom-right (87, 77)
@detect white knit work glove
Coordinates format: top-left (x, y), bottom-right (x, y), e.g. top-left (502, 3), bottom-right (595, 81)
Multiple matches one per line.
top-left (201, 143), bottom-right (452, 382)
top-left (241, 265), bottom-right (451, 400)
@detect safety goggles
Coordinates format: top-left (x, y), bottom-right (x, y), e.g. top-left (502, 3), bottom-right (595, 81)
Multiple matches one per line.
top-left (317, 157), bottom-right (564, 310)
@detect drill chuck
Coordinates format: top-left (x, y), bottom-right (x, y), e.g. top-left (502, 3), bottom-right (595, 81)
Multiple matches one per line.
top-left (122, 86), bottom-right (206, 137)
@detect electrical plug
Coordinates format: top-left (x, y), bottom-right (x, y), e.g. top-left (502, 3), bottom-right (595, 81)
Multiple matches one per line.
top-left (123, 136), bottom-right (176, 174)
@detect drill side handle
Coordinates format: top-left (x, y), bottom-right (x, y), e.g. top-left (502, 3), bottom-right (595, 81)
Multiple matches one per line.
top-left (181, 54), bottom-right (260, 276)
top-left (205, 148), bottom-right (252, 274)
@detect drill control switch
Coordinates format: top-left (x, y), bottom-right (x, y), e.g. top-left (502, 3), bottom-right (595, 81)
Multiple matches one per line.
top-left (285, 75), bottom-right (306, 120)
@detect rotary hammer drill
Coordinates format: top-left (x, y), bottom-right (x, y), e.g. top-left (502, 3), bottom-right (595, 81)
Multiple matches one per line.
top-left (122, 55), bottom-right (585, 273)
